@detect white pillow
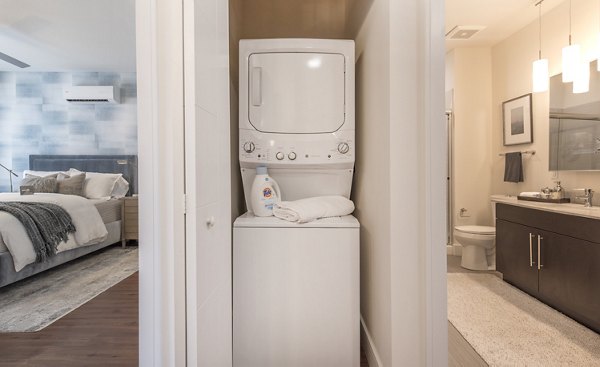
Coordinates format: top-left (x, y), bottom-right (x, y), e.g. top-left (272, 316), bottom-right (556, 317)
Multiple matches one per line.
top-left (68, 169), bottom-right (130, 199)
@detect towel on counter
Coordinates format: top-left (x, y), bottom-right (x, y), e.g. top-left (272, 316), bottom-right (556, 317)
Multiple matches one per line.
top-left (273, 196), bottom-right (355, 223)
top-left (519, 192), bottom-right (541, 198)
top-left (504, 152), bottom-right (524, 183)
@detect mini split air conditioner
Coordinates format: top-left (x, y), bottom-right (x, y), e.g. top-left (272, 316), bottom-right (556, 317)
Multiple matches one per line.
top-left (63, 86), bottom-right (120, 103)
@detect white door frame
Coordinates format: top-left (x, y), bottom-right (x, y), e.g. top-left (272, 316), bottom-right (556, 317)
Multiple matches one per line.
top-left (136, 0), bottom-right (187, 365)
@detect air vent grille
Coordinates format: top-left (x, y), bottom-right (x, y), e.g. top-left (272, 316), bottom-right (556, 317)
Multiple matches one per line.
top-left (446, 26), bottom-right (486, 40)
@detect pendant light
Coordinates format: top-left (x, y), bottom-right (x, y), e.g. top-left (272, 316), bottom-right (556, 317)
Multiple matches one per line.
top-left (598, 0), bottom-right (600, 71)
top-left (573, 61), bottom-right (590, 93)
top-left (533, 0), bottom-right (549, 93)
top-left (562, 0), bottom-right (581, 83)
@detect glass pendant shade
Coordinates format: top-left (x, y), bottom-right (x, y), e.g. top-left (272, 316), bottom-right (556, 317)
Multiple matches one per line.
top-left (532, 59), bottom-right (549, 92)
top-left (598, 36), bottom-right (600, 71)
top-left (562, 44), bottom-right (581, 82)
top-left (573, 61), bottom-right (590, 93)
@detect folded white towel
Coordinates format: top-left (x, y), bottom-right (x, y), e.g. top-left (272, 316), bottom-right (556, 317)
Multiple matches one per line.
top-left (273, 196), bottom-right (355, 223)
top-left (519, 192), bottom-right (541, 198)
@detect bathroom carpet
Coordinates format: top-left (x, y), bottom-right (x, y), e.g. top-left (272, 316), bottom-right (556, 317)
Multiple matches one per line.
top-left (447, 273), bottom-right (600, 366)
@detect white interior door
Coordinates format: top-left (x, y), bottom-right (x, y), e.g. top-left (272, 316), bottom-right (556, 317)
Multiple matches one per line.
top-left (184, 0), bottom-right (232, 365)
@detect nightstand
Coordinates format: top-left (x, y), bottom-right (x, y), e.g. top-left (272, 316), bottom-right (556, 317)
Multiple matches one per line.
top-left (122, 196), bottom-right (139, 247)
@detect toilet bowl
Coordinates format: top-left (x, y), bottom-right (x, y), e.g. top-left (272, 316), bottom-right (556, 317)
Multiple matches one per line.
top-left (454, 225), bottom-right (496, 271)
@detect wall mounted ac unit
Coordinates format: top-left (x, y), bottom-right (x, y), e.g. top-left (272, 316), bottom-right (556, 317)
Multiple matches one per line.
top-left (63, 86), bottom-right (120, 103)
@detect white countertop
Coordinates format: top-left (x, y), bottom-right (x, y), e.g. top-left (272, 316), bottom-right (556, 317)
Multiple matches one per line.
top-left (491, 194), bottom-right (600, 220)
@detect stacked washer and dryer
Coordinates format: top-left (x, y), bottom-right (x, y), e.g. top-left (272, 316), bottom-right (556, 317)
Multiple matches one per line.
top-left (233, 39), bottom-right (360, 367)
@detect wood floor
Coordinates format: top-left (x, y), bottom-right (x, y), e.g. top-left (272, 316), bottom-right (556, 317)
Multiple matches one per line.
top-left (0, 273), bottom-right (138, 367)
top-left (0, 256), bottom-right (488, 367)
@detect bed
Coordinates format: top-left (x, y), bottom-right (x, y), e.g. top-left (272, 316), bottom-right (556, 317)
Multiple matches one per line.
top-left (0, 155), bottom-right (137, 288)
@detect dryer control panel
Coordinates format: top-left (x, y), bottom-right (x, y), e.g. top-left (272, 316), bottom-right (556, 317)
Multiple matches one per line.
top-left (239, 129), bottom-right (355, 167)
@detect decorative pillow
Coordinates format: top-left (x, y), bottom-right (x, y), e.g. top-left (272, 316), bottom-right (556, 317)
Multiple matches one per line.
top-left (22, 170), bottom-right (64, 177)
top-left (56, 172), bottom-right (86, 196)
top-left (20, 174), bottom-right (58, 193)
top-left (68, 169), bottom-right (130, 199)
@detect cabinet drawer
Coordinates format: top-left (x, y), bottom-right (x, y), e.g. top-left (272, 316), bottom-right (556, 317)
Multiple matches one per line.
top-left (124, 200), bottom-right (138, 208)
top-left (496, 203), bottom-right (600, 244)
top-left (124, 207), bottom-right (138, 215)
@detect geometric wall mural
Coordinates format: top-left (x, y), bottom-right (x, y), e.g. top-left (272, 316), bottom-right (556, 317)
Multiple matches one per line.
top-left (0, 72), bottom-right (137, 192)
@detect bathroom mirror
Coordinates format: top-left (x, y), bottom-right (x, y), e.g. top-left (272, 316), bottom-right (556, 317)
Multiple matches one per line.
top-left (549, 60), bottom-right (600, 171)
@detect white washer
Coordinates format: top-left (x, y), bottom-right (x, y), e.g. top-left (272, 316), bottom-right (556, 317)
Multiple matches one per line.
top-left (234, 39), bottom-right (359, 367)
top-left (233, 214), bottom-right (359, 367)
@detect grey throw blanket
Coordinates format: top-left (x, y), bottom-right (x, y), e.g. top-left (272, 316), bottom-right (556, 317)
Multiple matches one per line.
top-left (0, 202), bottom-right (76, 262)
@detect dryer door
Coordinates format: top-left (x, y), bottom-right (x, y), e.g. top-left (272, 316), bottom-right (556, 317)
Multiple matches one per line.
top-left (248, 52), bottom-right (345, 134)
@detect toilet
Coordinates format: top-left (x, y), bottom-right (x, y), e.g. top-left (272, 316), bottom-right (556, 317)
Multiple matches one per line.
top-left (454, 201), bottom-right (497, 270)
top-left (454, 225), bottom-right (496, 270)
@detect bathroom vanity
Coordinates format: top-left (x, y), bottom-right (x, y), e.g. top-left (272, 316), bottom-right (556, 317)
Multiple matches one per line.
top-left (493, 196), bottom-right (600, 333)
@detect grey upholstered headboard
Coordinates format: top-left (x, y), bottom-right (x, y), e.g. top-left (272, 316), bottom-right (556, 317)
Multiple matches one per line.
top-left (29, 155), bottom-right (138, 195)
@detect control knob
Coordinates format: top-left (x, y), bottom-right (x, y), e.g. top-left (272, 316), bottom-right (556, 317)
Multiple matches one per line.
top-left (243, 141), bottom-right (255, 153)
top-left (276, 152), bottom-right (285, 160)
top-left (338, 142), bottom-right (350, 154)
top-left (288, 152), bottom-right (297, 160)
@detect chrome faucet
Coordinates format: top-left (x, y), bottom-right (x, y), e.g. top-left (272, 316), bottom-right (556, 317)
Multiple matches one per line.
top-left (576, 188), bottom-right (594, 208)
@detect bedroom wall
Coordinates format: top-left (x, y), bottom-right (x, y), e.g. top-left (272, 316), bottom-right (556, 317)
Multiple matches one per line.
top-left (0, 71), bottom-right (137, 191)
top-left (492, 0), bottom-right (600, 205)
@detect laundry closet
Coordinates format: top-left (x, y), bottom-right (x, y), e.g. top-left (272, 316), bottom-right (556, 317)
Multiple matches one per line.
top-left (225, 1), bottom-right (442, 366)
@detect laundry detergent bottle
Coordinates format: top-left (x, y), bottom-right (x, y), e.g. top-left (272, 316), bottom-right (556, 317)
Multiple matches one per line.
top-left (251, 166), bottom-right (281, 216)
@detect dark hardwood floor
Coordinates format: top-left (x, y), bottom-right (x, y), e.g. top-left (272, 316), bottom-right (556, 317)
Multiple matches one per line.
top-left (0, 272), bottom-right (138, 367)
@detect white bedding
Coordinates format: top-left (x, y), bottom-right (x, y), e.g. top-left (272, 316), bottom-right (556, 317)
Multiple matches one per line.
top-left (0, 193), bottom-right (108, 271)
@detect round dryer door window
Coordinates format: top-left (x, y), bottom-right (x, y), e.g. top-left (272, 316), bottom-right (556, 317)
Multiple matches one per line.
top-left (248, 52), bottom-right (346, 134)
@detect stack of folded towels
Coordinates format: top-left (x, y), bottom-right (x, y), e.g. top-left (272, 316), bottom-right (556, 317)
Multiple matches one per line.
top-left (273, 195), bottom-right (355, 223)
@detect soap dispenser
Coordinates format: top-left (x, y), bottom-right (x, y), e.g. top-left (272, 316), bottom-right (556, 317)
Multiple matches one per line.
top-left (552, 181), bottom-right (564, 200)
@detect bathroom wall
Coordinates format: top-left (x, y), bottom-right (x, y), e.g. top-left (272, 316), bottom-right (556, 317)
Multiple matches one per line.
top-left (446, 48), bottom-right (494, 227)
top-left (492, 0), bottom-right (600, 205)
top-left (0, 71), bottom-right (137, 192)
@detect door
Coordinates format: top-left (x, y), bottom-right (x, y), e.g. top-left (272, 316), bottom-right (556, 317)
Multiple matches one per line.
top-left (248, 52), bottom-right (346, 133)
top-left (183, 0), bottom-right (232, 365)
top-left (538, 231), bottom-right (600, 332)
top-left (496, 219), bottom-right (539, 295)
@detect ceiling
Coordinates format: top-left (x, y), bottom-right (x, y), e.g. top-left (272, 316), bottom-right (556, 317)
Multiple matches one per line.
top-left (0, 0), bottom-right (135, 72)
top-left (446, 0), bottom-right (566, 51)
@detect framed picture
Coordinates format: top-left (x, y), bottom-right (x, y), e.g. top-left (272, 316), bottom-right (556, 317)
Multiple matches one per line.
top-left (502, 93), bottom-right (533, 146)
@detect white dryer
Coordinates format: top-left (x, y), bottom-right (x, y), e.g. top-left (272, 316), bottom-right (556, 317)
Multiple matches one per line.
top-left (233, 39), bottom-right (359, 367)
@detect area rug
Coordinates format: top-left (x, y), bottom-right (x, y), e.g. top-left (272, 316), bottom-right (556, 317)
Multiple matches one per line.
top-left (0, 246), bottom-right (138, 332)
top-left (447, 273), bottom-right (600, 366)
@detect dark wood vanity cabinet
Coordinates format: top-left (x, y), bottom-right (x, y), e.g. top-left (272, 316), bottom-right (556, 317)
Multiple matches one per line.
top-left (496, 203), bottom-right (600, 333)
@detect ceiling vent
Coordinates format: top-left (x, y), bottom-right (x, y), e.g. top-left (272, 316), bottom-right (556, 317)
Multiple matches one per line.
top-left (446, 26), bottom-right (486, 40)
top-left (63, 86), bottom-right (120, 103)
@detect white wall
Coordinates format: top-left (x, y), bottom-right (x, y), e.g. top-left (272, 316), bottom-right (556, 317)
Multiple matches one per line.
top-left (446, 48), bottom-right (494, 227)
top-left (350, 0), bottom-right (392, 364)
top-left (350, 0), bottom-right (447, 365)
top-left (492, 0), bottom-right (600, 204)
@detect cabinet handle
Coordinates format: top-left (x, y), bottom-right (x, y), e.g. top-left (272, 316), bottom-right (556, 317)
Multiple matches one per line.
top-left (537, 235), bottom-right (544, 270)
top-left (529, 233), bottom-right (535, 267)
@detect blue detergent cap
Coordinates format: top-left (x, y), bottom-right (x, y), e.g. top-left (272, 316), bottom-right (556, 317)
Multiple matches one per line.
top-left (256, 166), bottom-right (268, 175)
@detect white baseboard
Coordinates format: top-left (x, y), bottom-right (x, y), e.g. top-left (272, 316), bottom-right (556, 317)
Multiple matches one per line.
top-left (360, 315), bottom-right (382, 367)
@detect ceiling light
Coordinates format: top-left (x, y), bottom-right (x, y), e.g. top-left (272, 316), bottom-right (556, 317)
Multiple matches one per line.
top-left (533, 1), bottom-right (548, 93)
top-left (562, 0), bottom-right (580, 83)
